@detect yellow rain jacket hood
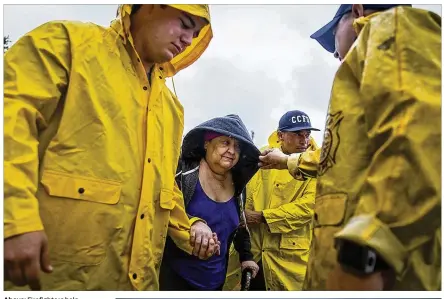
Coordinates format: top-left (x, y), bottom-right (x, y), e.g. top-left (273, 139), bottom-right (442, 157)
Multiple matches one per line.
top-left (4, 4), bottom-right (212, 291)
top-left (115, 4), bottom-right (213, 77)
top-left (301, 6), bottom-right (441, 291)
top-left (224, 131), bottom-right (318, 291)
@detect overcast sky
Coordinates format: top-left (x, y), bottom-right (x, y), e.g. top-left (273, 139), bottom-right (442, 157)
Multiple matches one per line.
top-left (4, 4), bottom-right (442, 147)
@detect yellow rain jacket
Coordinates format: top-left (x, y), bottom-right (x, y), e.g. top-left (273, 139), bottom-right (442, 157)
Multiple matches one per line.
top-left (4, 4), bottom-right (212, 291)
top-left (287, 148), bottom-right (321, 180)
top-left (300, 7), bottom-right (441, 290)
top-left (224, 133), bottom-right (318, 291)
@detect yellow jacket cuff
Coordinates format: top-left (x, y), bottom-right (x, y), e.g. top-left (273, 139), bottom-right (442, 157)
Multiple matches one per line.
top-left (334, 214), bottom-right (407, 277)
top-left (287, 153), bottom-right (301, 178)
top-left (4, 220), bottom-right (44, 239)
top-left (189, 216), bottom-right (205, 226)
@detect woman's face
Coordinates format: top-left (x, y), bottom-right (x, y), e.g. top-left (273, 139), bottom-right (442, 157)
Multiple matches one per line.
top-left (204, 136), bottom-right (240, 172)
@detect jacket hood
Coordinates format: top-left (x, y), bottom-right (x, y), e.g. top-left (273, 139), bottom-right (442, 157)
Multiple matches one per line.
top-left (182, 114), bottom-right (260, 196)
top-left (112, 4), bottom-right (213, 77)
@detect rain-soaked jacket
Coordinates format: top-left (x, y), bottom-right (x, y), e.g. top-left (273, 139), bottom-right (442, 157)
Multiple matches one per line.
top-left (224, 133), bottom-right (318, 291)
top-left (300, 7), bottom-right (441, 291)
top-left (4, 4), bottom-right (212, 291)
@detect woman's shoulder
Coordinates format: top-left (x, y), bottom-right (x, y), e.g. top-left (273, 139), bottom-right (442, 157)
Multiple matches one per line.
top-left (176, 159), bottom-right (201, 204)
top-left (176, 158), bottom-right (200, 176)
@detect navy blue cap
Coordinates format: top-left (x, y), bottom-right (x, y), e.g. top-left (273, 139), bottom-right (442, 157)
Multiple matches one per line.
top-left (310, 4), bottom-right (412, 53)
top-left (278, 110), bottom-right (320, 132)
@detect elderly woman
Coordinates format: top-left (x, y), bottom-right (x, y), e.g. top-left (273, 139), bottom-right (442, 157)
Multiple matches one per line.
top-left (159, 114), bottom-right (260, 291)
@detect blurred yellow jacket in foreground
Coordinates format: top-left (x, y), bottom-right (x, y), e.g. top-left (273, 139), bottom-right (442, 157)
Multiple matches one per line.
top-left (293, 7), bottom-right (441, 291)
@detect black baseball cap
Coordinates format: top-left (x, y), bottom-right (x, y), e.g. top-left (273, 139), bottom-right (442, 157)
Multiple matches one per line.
top-left (278, 110), bottom-right (320, 132)
top-left (310, 4), bottom-right (412, 53)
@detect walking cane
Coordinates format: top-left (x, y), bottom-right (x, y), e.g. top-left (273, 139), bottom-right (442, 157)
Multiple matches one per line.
top-left (240, 268), bottom-right (253, 291)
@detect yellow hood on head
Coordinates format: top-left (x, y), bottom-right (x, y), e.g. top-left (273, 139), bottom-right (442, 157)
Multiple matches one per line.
top-left (267, 131), bottom-right (280, 148)
top-left (113, 4), bottom-right (213, 77)
top-left (267, 131), bottom-right (319, 150)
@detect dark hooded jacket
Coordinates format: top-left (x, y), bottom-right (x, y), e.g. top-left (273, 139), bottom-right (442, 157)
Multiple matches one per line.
top-left (162, 114), bottom-right (260, 280)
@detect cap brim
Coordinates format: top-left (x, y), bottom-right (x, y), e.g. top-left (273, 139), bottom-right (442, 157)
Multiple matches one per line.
top-left (282, 127), bottom-right (321, 132)
top-left (310, 16), bottom-right (341, 53)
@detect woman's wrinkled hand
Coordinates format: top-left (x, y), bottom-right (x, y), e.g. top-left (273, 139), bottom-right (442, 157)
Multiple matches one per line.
top-left (190, 221), bottom-right (220, 259)
top-left (241, 260), bottom-right (260, 278)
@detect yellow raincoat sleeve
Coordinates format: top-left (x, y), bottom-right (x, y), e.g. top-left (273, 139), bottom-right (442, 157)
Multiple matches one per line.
top-left (287, 148), bottom-right (321, 180)
top-left (334, 8), bottom-right (441, 278)
top-left (262, 179), bottom-right (316, 234)
top-left (167, 182), bottom-right (202, 255)
top-left (4, 22), bottom-right (71, 239)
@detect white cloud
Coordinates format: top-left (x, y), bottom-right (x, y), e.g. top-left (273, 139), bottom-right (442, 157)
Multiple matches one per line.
top-left (204, 6), bottom-right (319, 84)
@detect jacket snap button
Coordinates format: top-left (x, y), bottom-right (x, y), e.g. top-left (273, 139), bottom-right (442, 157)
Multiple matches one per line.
top-left (143, 86), bottom-right (148, 91)
top-left (78, 188), bottom-right (85, 194)
top-left (132, 273), bottom-right (137, 280)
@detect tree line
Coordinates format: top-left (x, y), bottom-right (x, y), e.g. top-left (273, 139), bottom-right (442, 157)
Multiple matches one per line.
top-left (4, 35), bottom-right (11, 52)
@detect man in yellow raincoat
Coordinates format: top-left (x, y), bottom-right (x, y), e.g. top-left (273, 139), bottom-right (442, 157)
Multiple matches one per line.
top-left (4, 4), bottom-right (219, 291)
top-left (260, 4), bottom-right (441, 291)
top-left (224, 110), bottom-right (319, 291)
